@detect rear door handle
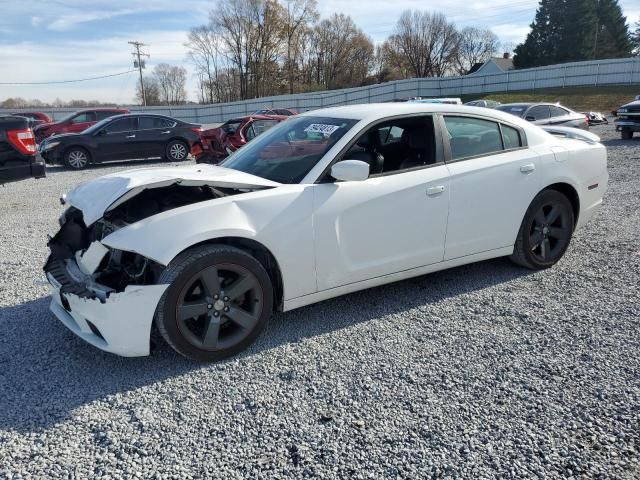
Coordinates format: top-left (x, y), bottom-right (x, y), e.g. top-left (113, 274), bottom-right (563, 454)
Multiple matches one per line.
top-left (126, 134), bottom-right (136, 139)
top-left (426, 185), bottom-right (446, 196)
top-left (520, 163), bottom-right (535, 173)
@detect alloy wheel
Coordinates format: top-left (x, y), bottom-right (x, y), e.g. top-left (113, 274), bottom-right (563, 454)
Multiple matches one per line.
top-left (528, 201), bottom-right (571, 263)
top-left (67, 150), bottom-right (88, 169)
top-left (175, 263), bottom-right (264, 351)
top-left (169, 143), bottom-right (187, 160)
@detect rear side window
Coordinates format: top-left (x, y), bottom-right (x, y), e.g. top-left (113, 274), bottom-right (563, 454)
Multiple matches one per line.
top-left (105, 117), bottom-right (137, 133)
top-left (526, 106), bottom-right (550, 120)
top-left (245, 119), bottom-right (280, 140)
top-left (501, 124), bottom-right (522, 149)
top-left (71, 112), bottom-right (97, 123)
top-left (549, 106), bottom-right (569, 118)
top-left (96, 111), bottom-right (119, 120)
top-left (443, 116), bottom-right (504, 160)
top-left (139, 117), bottom-right (176, 129)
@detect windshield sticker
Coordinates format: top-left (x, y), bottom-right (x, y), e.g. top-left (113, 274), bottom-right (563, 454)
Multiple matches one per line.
top-left (304, 123), bottom-right (341, 136)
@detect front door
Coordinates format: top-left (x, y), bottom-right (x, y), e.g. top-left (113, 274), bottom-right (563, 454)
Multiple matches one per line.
top-left (97, 117), bottom-right (140, 161)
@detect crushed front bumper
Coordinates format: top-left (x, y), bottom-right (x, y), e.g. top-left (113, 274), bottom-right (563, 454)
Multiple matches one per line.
top-left (47, 271), bottom-right (168, 357)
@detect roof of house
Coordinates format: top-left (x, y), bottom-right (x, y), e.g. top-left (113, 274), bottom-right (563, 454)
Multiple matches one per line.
top-left (467, 57), bottom-right (514, 75)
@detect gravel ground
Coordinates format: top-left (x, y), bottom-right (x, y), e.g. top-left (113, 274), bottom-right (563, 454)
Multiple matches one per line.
top-left (0, 125), bottom-right (638, 479)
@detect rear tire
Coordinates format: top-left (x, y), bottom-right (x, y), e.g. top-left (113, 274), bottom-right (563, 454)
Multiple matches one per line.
top-left (166, 140), bottom-right (189, 161)
top-left (64, 147), bottom-right (91, 170)
top-left (510, 189), bottom-right (574, 270)
top-left (621, 128), bottom-right (633, 140)
top-left (154, 245), bottom-right (274, 362)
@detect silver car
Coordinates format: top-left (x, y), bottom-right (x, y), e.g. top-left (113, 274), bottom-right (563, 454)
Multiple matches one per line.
top-left (497, 103), bottom-right (589, 130)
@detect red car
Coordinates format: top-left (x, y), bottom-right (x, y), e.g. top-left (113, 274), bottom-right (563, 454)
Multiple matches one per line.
top-left (11, 112), bottom-right (52, 127)
top-left (34, 108), bottom-right (128, 143)
top-left (196, 114), bottom-right (287, 163)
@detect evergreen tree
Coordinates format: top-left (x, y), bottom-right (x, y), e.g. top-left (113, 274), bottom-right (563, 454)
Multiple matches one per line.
top-left (514, 0), bottom-right (632, 68)
top-left (632, 17), bottom-right (640, 55)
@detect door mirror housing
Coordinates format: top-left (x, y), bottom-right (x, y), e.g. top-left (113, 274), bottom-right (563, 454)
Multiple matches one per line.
top-left (331, 160), bottom-right (370, 182)
top-left (96, 129), bottom-right (107, 137)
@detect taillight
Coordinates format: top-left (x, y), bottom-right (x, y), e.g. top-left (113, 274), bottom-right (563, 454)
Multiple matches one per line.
top-left (7, 128), bottom-right (37, 155)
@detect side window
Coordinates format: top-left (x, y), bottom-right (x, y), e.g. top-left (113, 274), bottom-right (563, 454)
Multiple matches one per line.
top-left (501, 124), bottom-right (522, 149)
top-left (138, 117), bottom-right (176, 129)
top-left (526, 106), bottom-right (550, 120)
top-left (549, 106), bottom-right (569, 118)
top-left (71, 112), bottom-right (96, 123)
top-left (245, 119), bottom-right (279, 141)
top-left (96, 111), bottom-right (117, 121)
top-left (443, 116), bottom-right (504, 160)
top-left (104, 117), bottom-right (137, 133)
top-left (342, 116), bottom-right (437, 175)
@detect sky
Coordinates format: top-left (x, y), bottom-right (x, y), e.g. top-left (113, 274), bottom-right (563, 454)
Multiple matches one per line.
top-left (0, 0), bottom-right (638, 104)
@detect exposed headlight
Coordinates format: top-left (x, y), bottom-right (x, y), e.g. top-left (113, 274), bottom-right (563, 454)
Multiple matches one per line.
top-left (43, 141), bottom-right (61, 150)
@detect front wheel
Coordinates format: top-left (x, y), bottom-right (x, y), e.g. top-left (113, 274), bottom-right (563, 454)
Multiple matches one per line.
top-left (510, 189), bottom-right (575, 270)
top-left (621, 128), bottom-right (633, 140)
top-left (154, 245), bottom-right (274, 361)
top-left (166, 140), bottom-right (189, 161)
top-left (64, 147), bottom-right (91, 170)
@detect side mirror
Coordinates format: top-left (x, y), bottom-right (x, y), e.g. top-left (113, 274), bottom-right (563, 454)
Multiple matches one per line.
top-left (525, 115), bottom-right (536, 121)
top-left (331, 160), bottom-right (370, 182)
top-left (96, 129), bottom-right (107, 136)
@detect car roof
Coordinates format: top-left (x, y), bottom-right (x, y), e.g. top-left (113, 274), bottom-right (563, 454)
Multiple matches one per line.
top-left (298, 103), bottom-right (532, 126)
top-left (102, 113), bottom-right (178, 121)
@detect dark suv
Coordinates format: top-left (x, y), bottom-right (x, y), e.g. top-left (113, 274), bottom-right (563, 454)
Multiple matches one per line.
top-left (33, 108), bottom-right (128, 143)
top-left (0, 116), bottom-right (46, 183)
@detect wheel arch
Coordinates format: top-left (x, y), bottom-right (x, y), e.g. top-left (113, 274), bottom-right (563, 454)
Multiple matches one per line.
top-left (172, 237), bottom-right (285, 312)
top-left (543, 182), bottom-right (580, 226)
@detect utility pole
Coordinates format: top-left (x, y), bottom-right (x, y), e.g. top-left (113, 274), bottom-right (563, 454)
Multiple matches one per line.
top-left (128, 41), bottom-right (150, 106)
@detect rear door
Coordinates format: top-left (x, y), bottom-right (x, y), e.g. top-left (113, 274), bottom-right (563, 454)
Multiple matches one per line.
top-left (136, 116), bottom-right (177, 157)
top-left (441, 114), bottom-right (546, 259)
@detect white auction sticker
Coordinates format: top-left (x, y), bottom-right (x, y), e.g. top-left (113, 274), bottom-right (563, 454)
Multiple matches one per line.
top-left (304, 123), bottom-right (340, 136)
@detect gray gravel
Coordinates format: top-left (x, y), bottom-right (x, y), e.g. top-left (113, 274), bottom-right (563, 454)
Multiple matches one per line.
top-left (1, 126), bottom-right (639, 479)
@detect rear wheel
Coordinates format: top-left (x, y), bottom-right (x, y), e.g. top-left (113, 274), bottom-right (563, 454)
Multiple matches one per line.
top-left (510, 189), bottom-right (574, 270)
top-left (621, 128), bottom-right (633, 140)
top-left (155, 245), bottom-right (273, 361)
top-left (64, 147), bottom-right (90, 170)
top-left (166, 140), bottom-right (189, 161)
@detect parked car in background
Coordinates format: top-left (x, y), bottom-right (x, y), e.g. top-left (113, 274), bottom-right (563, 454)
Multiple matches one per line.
top-left (33, 108), bottom-right (129, 143)
top-left (581, 111), bottom-right (609, 126)
top-left (497, 103), bottom-right (589, 130)
top-left (44, 103), bottom-right (607, 361)
top-left (11, 111), bottom-right (52, 127)
top-left (0, 116), bottom-right (46, 183)
top-left (614, 99), bottom-right (640, 139)
top-left (253, 108), bottom-right (297, 116)
top-left (196, 114), bottom-right (287, 163)
top-left (464, 99), bottom-right (501, 108)
top-left (39, 114), bottom-right (201, 170)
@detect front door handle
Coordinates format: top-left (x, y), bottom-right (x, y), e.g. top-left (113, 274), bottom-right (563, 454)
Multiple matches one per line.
top-left (520, 163), bottom-right (535, 173)
top-left (126, 134), bottom-right (136, 139)
top-left (426, 185), bottom-right (446, 196)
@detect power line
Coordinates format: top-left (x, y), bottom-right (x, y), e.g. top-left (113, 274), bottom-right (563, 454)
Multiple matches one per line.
top-left (129, 41), bottom-right (150, 106)
top-left (0, 70), bottom-right (136, 85)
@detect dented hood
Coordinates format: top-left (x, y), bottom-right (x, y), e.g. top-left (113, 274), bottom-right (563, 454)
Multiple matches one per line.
top-left (64, 164), bottom-right (280, 226)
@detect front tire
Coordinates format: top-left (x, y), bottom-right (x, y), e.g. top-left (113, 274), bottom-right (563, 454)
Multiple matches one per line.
top-left (154, 245), bottom-right (274, 362)
top-left (64, 147), bottom-right (91, 170)
top-left (510, 189), bottom-right (575, 270)
top-left (621, 128), bottom-right (633, 140)
top-left (166, 140), bottom-right (189, 161)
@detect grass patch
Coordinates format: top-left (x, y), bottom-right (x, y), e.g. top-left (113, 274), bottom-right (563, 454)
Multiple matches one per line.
top-left (461, 85), bottom-right (639, 113)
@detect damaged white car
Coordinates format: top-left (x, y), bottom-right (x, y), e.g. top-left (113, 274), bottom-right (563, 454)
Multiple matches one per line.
top-left (44, 104), bottom-right (608, 361)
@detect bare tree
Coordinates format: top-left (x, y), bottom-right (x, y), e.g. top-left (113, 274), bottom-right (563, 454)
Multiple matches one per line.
top-left (454, 27), bottom-right (499, 74)
top-left (282, 0), bottom-right (318, 93)
top-left (135, 76), bottom-right (162, 105)
top-left (384, 10), bottom-right (460, 78)
top-left (153, 64), bottom-right (188, 105)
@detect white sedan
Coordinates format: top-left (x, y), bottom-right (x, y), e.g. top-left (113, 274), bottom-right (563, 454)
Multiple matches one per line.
top-left (44, 103), bottom-right (608, 361)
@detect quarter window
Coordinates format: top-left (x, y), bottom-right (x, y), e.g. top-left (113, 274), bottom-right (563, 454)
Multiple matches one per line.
top-left (443, 116), bottom-right (504, 160)
top-left (501, 124), bottom-right (522, 149)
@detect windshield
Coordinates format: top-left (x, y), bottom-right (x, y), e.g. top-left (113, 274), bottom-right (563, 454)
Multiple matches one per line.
top-left (496, 105), bottom-right (528, 117)
top-left (220, 116), bottom-right (358, 183)
top-left (82, 118), bottom-right (114, 134)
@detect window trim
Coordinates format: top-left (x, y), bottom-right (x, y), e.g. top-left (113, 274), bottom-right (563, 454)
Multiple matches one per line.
top-left (438, 113), bottom-right (529, 164)
top-left (315, 113), bottom-right (445, 184)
